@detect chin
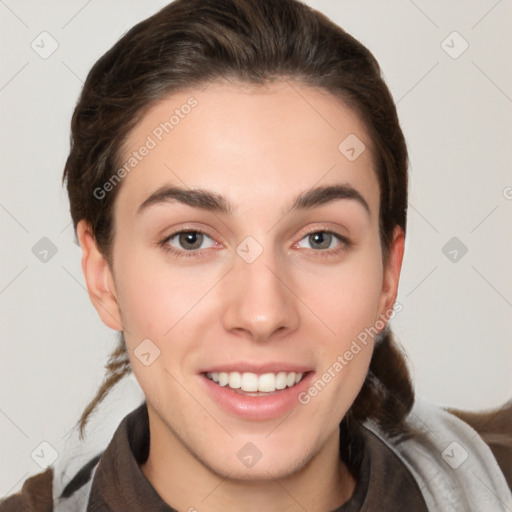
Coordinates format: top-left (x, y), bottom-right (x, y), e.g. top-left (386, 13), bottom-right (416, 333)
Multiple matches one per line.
top-left (197, 440), bottom-right (318, 482)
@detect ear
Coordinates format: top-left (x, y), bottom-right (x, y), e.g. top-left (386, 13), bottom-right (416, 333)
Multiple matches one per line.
top-left (377, 226), bottom-right (405, 320)
top-left (76, 220), bottom-right (123, 331)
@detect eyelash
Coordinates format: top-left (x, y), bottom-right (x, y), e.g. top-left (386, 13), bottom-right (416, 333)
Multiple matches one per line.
top-left (159, 230), bottom-right (217, 259)
top-left (159, 227), bottom-right (351, 260)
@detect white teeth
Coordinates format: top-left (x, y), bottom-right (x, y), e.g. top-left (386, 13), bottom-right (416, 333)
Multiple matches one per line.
top-left (228, 371), bottom-right (241, 389)
top-left (206, 370), bottom-right (305, 392)
top-left (258, 373), bottom-right (276, 392)
top-left (275, 372), bottom-right (287, 390)
top-left (241, 372), bottom-right (259, 392)
top-left (218, 372), bottom-right (229, 386)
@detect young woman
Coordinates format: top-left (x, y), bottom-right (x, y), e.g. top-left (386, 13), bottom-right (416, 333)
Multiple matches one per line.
top-left (2, 0), bottom-right (511, 510)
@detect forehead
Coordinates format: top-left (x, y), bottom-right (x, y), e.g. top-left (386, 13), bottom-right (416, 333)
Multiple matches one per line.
top-left (115, 80), bottom-right (379, 222)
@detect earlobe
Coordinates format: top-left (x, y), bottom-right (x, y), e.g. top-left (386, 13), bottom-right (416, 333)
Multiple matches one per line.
top-left (76, 220), bottom-right (123, 331)
top-left (378, 226), bottom-right (405, 320)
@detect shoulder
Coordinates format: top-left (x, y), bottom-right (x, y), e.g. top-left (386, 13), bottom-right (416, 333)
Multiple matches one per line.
top-left (446, 399), bottom-right (512, 491)
top-left (0, 468), bottom-right (53, 512)
top-left (0, 451), bottom-right (103, 512)
top-left (369, 396), bottom-right (512, 510)
top-left (0, 380), bottom-right (145, 511)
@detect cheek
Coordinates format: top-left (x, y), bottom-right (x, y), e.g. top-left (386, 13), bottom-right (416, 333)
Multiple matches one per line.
top-left (113, 251), bottom-right (212, 398)
top-left (297, 256), bottom-right (383, 417)
top-left (300, 251), bottom-right (384, 350)
top-left (113, 247), bottom-right (215, 337)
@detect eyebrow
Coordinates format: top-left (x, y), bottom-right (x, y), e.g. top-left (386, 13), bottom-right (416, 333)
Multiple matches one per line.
top-left (137, 183), bottom-right (370, 217)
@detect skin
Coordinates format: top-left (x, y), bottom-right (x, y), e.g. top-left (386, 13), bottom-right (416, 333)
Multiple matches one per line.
top-left (77, 80), bottom-right (404, 511)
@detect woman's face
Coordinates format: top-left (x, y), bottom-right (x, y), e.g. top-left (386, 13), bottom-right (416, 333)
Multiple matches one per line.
top-left (81, 80), bottom-right (403, 480)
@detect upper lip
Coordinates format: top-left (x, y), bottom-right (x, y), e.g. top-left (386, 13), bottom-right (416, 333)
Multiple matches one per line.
top-left (199, 362), bottom-right (313, 374)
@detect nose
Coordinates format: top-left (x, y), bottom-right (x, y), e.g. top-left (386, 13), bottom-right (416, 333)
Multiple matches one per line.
top-left (221, 245), bottom-right (300, 342)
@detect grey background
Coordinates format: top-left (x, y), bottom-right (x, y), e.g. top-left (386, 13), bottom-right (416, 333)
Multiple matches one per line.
top-left (1, 0), bottom-right (511, 496)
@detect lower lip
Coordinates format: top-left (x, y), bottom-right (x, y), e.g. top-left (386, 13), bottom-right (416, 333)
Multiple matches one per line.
top-left (200, 372), bottom-right (315, 421)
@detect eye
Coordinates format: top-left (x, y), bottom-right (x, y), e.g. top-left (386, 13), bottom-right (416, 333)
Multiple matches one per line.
top-left (159, 228), bottom-right (350, 259)
top-left (161, 230), bottom-right (216, 256)
top-left (295, 230), bottom-right (349, 252)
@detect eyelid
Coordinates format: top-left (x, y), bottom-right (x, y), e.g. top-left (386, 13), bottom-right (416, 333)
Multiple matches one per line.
top-left (301, 224), bottom-right (349, 238)
top-left (294, 227), bottom-right (350, 250)
top-left (161, 228), bottom-right (218, 249)
top-left (297, 223), bottom-right (351, 243)
top-left (161, 226), bottom-right (348, 245)
top-left (159, 229), bottom-right (219, 260)
top-left (159, 223), bottom-right (219, 243)
top-left (159, 223), bottom-right (352, 259)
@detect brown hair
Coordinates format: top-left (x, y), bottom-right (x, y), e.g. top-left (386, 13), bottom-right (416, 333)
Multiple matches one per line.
top-left (63, 0), bottom-right (413, 441)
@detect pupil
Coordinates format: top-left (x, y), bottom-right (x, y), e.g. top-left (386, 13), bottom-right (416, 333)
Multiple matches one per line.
top-left (180, 232), bottom-right (202, 250)
top-left (311, 232), bottom-right (330, 249)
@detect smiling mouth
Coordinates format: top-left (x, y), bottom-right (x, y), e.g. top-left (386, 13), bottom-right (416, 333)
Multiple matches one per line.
top-left (204, 370), bottom-right (306, 395)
